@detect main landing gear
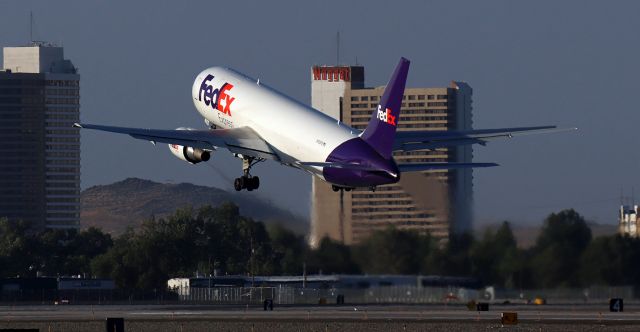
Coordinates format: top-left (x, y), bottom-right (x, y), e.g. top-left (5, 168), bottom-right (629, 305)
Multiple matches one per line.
top-left (332, 185), bottom-right (355, 192)
top-left (234, 176), bottom-right (259, 191)
top-left (234, 156), bottom-right (263, 191)
top-left (331, 185), bottom-right (376, 192)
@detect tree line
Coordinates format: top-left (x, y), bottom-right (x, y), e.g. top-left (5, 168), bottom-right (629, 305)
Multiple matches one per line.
top-left (1, 204), bottom-right (639, 291)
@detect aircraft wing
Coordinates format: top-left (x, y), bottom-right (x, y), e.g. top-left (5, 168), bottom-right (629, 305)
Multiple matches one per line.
top-left (74, 123), bottom-right (279, 160)
top-left (393, 126), bottom-right (576, 152)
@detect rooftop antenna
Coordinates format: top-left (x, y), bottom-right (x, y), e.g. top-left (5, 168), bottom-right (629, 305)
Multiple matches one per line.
top-left (336, 30), bottom-right (340, 65)
top-left (30, 11), bottom-right (33, 43)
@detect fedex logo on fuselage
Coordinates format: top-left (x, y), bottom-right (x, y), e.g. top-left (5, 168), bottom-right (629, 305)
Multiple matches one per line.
top-left (376, 105), bottom-right (396, 126)
top-left (198, 74), bottom-right (235, 116)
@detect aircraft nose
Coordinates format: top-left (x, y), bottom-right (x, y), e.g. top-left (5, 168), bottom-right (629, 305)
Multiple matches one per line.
top-left (192, 74), bottom-right (203, 101)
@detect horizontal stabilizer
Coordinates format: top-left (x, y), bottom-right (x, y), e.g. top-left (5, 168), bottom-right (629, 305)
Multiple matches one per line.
top-left (298, 161), bottom-right (387, 172)
top-left (398, 162), bottom-right (499, 172)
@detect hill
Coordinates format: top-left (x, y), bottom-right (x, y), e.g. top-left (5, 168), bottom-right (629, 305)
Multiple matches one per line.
top-left (81, 178), bottom-right (308, 235)
top-left (476, 221), bottom-right (618, 248)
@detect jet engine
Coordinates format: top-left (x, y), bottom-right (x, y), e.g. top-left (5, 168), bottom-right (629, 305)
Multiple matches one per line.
top-left (168, 127), bottom-right (212, 164)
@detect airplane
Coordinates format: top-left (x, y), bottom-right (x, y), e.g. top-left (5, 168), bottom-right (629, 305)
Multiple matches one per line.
top-left (75, 57), bottom-right (573, 192)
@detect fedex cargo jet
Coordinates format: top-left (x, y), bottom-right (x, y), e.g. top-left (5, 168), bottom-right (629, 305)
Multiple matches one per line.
top-left (76, 58), bottom-right (571, 192)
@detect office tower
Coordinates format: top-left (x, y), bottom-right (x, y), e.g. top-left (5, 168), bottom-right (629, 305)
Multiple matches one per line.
top-left (0, 44), bottom-right (80, 230)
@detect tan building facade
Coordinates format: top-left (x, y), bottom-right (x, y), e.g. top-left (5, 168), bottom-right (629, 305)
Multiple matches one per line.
top-left (310, 65), bottom-right (473, 245)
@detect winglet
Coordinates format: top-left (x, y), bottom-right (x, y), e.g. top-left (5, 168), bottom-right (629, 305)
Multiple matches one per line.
top-left (73, 123), bottom-right (82, 128)
top-left (361, 57), bottom-right (410, 159)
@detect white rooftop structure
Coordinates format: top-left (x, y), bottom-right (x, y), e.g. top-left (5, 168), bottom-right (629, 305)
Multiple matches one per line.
top-left (620, 205), bottom-right (639, 237)
top-left (3, 43), bottom-right (76, 74)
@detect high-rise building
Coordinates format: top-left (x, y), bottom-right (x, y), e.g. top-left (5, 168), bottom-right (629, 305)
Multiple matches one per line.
top-left (310, 65), bottom-right (473, 245)
top-left (619, 205), bottom-right (639, 237)
top-left (0, 43), bottom-right (80, 230)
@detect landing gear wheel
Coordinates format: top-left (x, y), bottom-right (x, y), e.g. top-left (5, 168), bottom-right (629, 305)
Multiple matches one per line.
top-left (246, 176), bottom-right (254, 191)
top-left (332, 185), bottom-right (340, 192)
top-left (234, 178), bottom-right (243, 191)
top-left (234, 176), bottom-right (260, 191)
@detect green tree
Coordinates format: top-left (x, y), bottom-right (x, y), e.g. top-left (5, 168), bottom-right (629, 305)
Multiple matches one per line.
top-left (470, 222), bottom-right (521, 287)
top-left (308, 237), bottom-right (360, 274)
top-left (196, 203), bottom-right (275, 275)
top-left (34, 228), bottom-right (81, 276)
top-left (267, 224), bottom-right (306, 275)
top-left (0, 219), bottom-right (112, 278)
top-left (529, 209), bottom-right (592, 288)
top-left (424, 232), bottom-right (474, 277)
top-left (580, 235), bottom-right (640, 286)
top-left (91, 203), bottom-right (278, 290)
top-left (353, 227), bottom-right (422, 274)
top-left (0, 218), bottom-right (35, 277)
top-left (91, 230), bottom-right (143, 290)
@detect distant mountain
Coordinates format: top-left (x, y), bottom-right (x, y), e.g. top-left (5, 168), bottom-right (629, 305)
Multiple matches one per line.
top-left (475, 221), bottom-right (618, 248)
top-left (81, 178), bottom-right (308, 236)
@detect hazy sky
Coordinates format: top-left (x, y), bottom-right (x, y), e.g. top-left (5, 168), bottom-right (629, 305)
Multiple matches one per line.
top-left (2, 0), bottom-right (639, 226)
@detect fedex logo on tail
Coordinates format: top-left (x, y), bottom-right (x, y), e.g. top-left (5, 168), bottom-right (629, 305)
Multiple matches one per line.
top-left (198, 74), bottom-right (235, 116)
top-left (376, 105), bottom-right (396, 126)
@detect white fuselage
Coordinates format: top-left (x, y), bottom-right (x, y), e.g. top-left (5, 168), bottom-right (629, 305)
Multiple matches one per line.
top-left (191, 67), bottom-right (358, 177)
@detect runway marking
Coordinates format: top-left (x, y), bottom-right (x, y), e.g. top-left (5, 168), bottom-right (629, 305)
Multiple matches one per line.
top-left (130, 311), bottom-right (211, 316)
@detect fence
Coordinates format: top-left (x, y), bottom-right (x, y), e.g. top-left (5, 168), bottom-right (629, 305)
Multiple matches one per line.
top-left (1, 285), bottom-right (637, 305)
top-left (176, 286), bottom-right (480, 305)
top-left (487, 285), bottom-right (636, 303)
top-left (0, 289), bottom-right (178, 305)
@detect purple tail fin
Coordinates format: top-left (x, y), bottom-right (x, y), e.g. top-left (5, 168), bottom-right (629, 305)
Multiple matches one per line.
top-left (361, 57), bottom-right (410, 159)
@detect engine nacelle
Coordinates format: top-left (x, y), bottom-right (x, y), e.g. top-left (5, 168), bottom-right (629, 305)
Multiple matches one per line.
top-left (168, 127), bottom-right (212, 164)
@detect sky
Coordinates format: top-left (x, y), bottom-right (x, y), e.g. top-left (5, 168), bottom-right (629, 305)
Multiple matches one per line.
top-left (1, 0), bottom-right (639, 226)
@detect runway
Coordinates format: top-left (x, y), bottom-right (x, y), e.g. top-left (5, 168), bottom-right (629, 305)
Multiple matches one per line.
top-left (0, 304), bottom-right (639, 331)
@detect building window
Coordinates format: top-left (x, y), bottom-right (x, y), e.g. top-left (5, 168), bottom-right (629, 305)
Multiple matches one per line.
top-left (418, 95), bottom-right (425, 100)
top-left (427, 102), bottom-right (448, 107)
top-left (350, 96), bottom-right (358, 101)
top-left (351, 110), bottom-right (371, 115)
